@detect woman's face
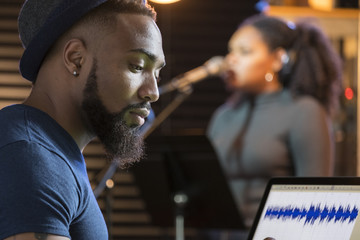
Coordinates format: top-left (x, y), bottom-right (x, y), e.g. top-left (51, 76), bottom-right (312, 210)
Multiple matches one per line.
top-left (224, 25), bottom-right (276, 93)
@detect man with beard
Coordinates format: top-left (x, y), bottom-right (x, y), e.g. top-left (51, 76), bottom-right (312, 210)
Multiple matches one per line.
top-left (0, 0), bottom-right (165, 239)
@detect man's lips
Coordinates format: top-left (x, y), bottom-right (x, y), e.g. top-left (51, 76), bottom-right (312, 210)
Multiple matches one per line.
top-left (128, 108), bottom-right (151, 127)
top-left (129, 108), bottom-right (150, 119)
top-left (123, 103), bottom-right (152, 127)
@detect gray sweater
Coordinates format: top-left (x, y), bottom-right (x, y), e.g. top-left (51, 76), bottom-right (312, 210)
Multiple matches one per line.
top-left (207, 89), bottom-right (333, 227)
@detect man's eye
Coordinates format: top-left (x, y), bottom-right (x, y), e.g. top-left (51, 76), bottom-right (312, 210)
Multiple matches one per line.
top-left (130, 64), bottom-right (143, 72)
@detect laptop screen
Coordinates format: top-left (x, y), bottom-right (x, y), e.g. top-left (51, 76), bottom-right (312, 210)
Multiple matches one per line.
top-left (248, 178), bottom-right (360, 240)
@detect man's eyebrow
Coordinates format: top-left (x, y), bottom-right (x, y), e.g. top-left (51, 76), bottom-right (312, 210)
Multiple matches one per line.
top-left (128, 48), bottom-right (166, 68)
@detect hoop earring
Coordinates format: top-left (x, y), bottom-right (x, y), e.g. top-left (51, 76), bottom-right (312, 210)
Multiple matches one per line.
top-left (265, 72), bottom-right (273, 82)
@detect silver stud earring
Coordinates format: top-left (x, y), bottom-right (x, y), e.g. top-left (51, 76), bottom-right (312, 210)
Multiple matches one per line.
top-left (73, 70), bottom-right (79, 77)
top-left (265, 72), bottom-right (273, 82)
top-left (281, 53), bottom-right (290, 64)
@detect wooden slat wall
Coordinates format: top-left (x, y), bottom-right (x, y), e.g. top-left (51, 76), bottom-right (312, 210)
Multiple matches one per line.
top-left (0, 0), bottom-right (31, 112)
top-left (0, 0), bottom-right (257, 239)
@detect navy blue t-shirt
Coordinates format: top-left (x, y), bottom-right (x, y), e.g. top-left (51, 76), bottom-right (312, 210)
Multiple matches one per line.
top-left (0, 105), bottom-right (108, 239)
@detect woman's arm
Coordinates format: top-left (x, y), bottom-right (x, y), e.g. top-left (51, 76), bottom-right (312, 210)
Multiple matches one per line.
top-left (289, 98), bottom-right (334, 176)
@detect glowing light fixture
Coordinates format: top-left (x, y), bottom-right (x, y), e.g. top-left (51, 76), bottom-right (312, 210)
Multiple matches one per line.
top-left (308, 0), bottom-right (334, 11)
top-left (106, 179), bottom-right (115, 189)
top-left (149, 0), bottom-right (180, 4)
top-left (345, 87), bottom-right (354, 100)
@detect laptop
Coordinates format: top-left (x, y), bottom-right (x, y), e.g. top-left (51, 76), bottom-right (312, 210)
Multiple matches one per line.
top-left (247, 177), bottom-right (360, 240)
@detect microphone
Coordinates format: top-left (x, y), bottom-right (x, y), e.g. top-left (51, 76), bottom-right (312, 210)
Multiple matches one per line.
top-left (159, 56), bottom-right (224, 94)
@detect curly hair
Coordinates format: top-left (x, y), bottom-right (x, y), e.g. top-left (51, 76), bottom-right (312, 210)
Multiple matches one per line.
top-left (241, 15), bottom-right (343, 115)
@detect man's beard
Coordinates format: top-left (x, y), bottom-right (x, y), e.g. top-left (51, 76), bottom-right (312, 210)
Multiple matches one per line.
top-left (81, 61), bottom-right (149, 169)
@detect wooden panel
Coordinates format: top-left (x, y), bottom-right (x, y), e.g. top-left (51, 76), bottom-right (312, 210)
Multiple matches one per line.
top-left (98, 199), bottom-right (145, 210)
top-left (111, 212), bottom-right (151, 223)
top-left (0, 73), bottom-right (29, 85)
top-left (0, 6), bottom-right (20, 15)
top-left (0, 19), bottom-right (18, 30)
top-left (0, 59), bottom-right (20, 71)
top-left (0, 86), bottom-right (31, 99)
top-left (0, 33), bottom-right (21, 44)
top-left (0, 46), bottom-right (23, 57)
top-left (110, 186), bottom-right (140, 197)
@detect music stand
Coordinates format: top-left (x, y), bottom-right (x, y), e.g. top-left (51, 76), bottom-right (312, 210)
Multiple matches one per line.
top-left (131, 135), bottom-right (245, 239)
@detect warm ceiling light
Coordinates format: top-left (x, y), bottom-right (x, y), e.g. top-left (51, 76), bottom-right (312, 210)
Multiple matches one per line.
top-left (149, 0), bottom-right (180, 4)
top-left (308, 0), bottom-right (334, 11)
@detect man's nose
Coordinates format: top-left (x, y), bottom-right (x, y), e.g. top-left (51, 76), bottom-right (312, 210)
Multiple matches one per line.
top-left (138, 73), bottom-right (159, 102)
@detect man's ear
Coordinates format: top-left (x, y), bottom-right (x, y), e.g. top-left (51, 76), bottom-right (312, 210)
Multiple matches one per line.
top-left (272, 47), bottom-right (287, 73)
top-left (63, 39), bottom-right (86, 77)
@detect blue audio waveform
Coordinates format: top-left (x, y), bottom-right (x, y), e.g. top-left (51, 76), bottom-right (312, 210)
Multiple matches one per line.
top-left (264, 204), bottom-right (359, 225)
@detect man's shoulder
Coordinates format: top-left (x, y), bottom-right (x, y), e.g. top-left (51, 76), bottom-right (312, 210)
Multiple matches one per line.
top-left (0, 104), bottom-right (74, 153)
top-left (0, 104), bottom-right (26, 121)
top-left (0, 105), bottom-right (30, 145)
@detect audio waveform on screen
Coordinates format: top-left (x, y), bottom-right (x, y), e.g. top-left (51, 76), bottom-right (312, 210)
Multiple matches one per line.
top-left (264, 204), bottom-right (359, 225)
